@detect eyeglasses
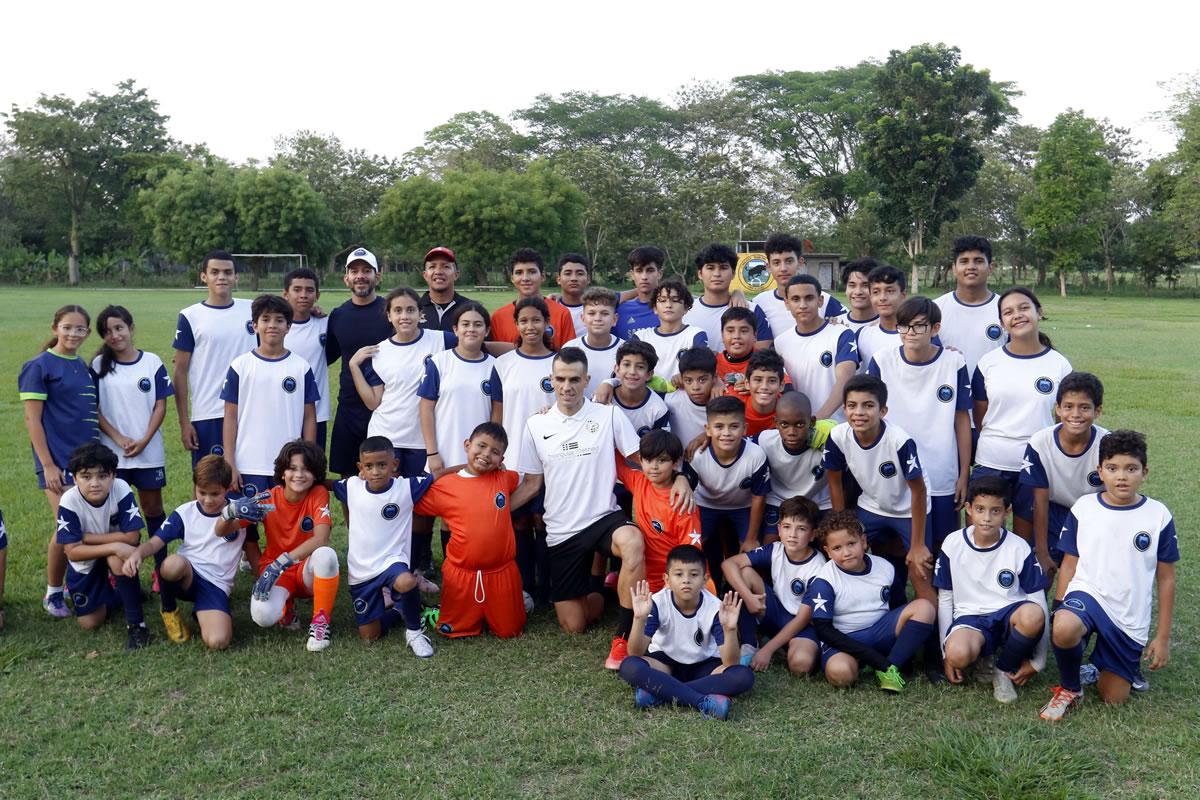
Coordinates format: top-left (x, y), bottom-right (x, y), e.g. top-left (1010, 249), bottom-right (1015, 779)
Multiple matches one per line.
top-left (59, 326), bottom-right (90, 335)
top-left (897, 322), bottom-right (931, 334)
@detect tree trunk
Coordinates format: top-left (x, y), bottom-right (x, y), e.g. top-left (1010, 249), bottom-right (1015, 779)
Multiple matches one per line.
top-left (1104, 254), bottom-right (1114, 294)
top-left (1058, 269), bottom-right (1067, 298)
top-left (68, 208), bottom-right (81, 286)
top-left (1036, 262), bottom-right (1047, 287)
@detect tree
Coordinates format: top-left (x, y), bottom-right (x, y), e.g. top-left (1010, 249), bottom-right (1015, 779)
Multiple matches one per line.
top-left (1094, 123), bottom-right (1142, 292)
top-left (860, 43), bottom-right (1012, 291)
top-left (401, 111), bottom-right (532, 178)
top-left (1163, 102), bottom-right (1200, 264)
top-left (733, 63), bottom-right (880, 223)
top-left (1125, 159), bottom-right (1183, 289)
top-left (1021, 111), bottom-right (1111, 296)
top-left (4, 80), bottom-right (171, 284)
top-left (138, 160), bottom-right (237, 264)
top-left (232, 167), bottom-right (338, 283)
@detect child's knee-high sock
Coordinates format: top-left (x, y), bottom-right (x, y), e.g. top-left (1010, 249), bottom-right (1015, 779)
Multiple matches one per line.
top-left (737, 605), bottom-right (760, 651)
top-left (884, 555), bottom-right (908, 608)
top-left (886, 619), bottom-right (934, 669)
top-left (378, 607), bottom-right (405, 636)
top-left (996, 630), bottom-right (1039, 674)
top-left (147, 513), bottom-right (166, 539)
top-left (618, 657), bottom-right (705, 708)
top-left (392, 587), bottom-right (422, 631)
top-left (1053, 639), bottom-right (1085, 692)
top-left (115, 575), bottom-right (145, 626)
top-left (686, 665), bottom-right (756, 698)
top-left (159, 576), bottom-right (179, 613)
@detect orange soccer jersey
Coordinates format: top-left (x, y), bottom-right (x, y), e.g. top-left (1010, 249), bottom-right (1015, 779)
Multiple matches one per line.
top-left (490, 298), bottom-right (576, 351)
top-left (260, 484), bottom-right (333, 568)
top-left (615, 457), bottom-right (703, 592)
top-left (415, 469), bottom-right (520, 570)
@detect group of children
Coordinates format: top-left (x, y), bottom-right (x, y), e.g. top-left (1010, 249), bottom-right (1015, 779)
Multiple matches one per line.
top-left (9, 235), bottom-right (1177, 724)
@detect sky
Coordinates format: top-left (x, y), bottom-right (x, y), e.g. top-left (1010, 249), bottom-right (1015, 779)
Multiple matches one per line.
top-left (3, 1), bottom-right (1195, 164)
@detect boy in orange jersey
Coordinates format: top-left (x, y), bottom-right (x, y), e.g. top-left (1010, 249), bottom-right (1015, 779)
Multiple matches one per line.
top-left (490, 248), bottom-right (576, 350)
top-left (415, 422), bottom-right (527, 638)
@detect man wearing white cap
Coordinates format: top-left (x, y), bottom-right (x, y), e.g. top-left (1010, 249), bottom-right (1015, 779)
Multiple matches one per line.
top-left (418, 246), bottom-right (473, 331)
top-left (324, 247), bottom-right (394, 478)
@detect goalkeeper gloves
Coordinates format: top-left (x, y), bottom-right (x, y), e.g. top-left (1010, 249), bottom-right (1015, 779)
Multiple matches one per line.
top-left (221, 491), bottom-right (275, 522)
top-left (252, 553), bottom-right (295, 602)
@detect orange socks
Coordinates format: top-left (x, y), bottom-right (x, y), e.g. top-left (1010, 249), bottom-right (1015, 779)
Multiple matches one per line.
top-left (312, 574), bottom-right (339, 620)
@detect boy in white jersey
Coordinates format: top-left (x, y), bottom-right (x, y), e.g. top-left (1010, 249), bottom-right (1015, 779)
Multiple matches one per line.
top-left (564, 287), bottom-right (622, 399)
top-left (56, 443), bottom-right (150, 650)
top-left (612, 340), bottom-right (671, 437)
top-left (282, 268), bottom-right (331, 451)
top-left (774, 275), bottom-right (858, 420)
top-left (221, 295), bottom-right (318, 497)
top-left (333, 436), bottom-right (437, 657)
top-left (934, 236), bottom-right (1005, 379)
top-left (804, 511), bottom-right (936, 692)
top-left (618, 546), bottom-right (754, 720)
top-left (867, 297), bottom-right (971, 549)
top-left (666, 348), bottom-right (717, 450)
top-left (936, 477), bottom-right (1048, 703)
top-left (173, 250), bottom-right (256, 466)
top-left (630, 280), bottom-right (708, 382)
top-left (683, 242), bottom-right (772, 348)
top-left (724, 497), bottom-right (826, 675)
top-left (685, 396), bottom-right (770, 585)
top-left (1041, 431), bottom-right (1178, 720)
top-left (838, 259), bottom-right (880, 333)
top-left (855, 265), bottom-right (907, 373)
top-left (1016, 372), bottom-right (1107, 577)
top-left (122, 456), bottom-right (264, 650)
top-left (756, 392), bottom-right (835, 537)
top-left (755, 233), bottom-right (846, 338)
top-left (555, 253), bottom-right (592, 334)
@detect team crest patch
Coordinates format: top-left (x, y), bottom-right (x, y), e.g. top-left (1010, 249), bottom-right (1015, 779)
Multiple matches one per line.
top-left (301, 515), bottom-right (314, 532)
top-left (353, 597), bottom-right (368, 614)
top-left (820, 351), bottom-right (833, 368)
top-left (880, 586), bottom-right (890, 603)
top-left (546, 325), bottom-right (555, 338)
top-left (651, 520), bottom-right (664, 534)
top-left (1133, 531), bottom-right (1152, 552)
top-left (438, 622), bottom-right (452, 634)
top-left (986, 324), bottom-right (1003, 341)
top-left (879, 461), bottom-right (898, 478)
top-left (936, 384), bottom-right (954, 403)
top-left (282, 376), bottom-right (297, 393)
top-left (764, 508), bottom-right (780, 525)
top-left (540, 377), bottom-right (552, 393)
top-left (353, 247), bottom-right (367, 257)
top-left (137, 377), bottom-right (152, 393)
top-left (245, 321), bottom-right (254, 335)
top-left (585, 420), bottom-right (599, 434)
top-left (1034, 377), bottom-right (1054, 395)
top-left (637, 426), bottom-right (651, 436)
top-left (1087, 471), bottom-right (1102, 488)
top-left (381, 503), bottom-right (400, 521)
top-left (211, 444), bottom-right (224, 456)
top-left (481, 380), bottom-right (492, 396)
top-left (1064, 597), bottom-right (1086, 610)
top-left (996, 569), bottom-right (1016, 589)
top-left (73, 592), bottom-right (89, 609)
top-left (740, 477), bottom-right (753, 489)
top-left (790, 578), bottom-right (806, 596)
top-left (812, 464), bottom-right (825, 479)
top-left (244, 482), bottom-right (261, 496)
top-left (693, 628), bottom-right (704, 646)
top-left (319, 333), bottom-right (327, 347)
top-left (495, 492), bottom-right (506, 509)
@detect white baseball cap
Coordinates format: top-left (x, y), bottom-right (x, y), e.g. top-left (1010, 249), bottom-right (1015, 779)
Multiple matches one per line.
top-left (345, 247), bottom-right (379, 271)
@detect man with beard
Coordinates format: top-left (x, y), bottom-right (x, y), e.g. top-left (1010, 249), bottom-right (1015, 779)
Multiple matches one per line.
top-left (417, 246), bottom-right (473, 331)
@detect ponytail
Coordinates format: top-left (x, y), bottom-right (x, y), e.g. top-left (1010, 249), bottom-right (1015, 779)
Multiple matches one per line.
top-left (93, 305), bottom-right (135, 378)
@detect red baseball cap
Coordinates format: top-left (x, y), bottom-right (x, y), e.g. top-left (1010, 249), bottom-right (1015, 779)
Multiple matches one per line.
top-left (424, 246), bottom-right (456, 263)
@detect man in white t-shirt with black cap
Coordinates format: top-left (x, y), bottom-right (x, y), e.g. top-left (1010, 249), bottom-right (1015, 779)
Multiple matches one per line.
top-left (513, 346), bottom-right (694, 670)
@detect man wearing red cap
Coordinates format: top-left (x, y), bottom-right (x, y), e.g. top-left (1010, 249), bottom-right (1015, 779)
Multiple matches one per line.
top-left (418, 246), bottom-right (474, 331)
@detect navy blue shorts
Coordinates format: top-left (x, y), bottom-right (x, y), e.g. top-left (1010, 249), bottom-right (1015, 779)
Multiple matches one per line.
top-left (118, 466), bottom-right (166, 490)
top-left (644, 651), bottom-right (723, 681)
top-left (191, 418), bottom-right (226, 466)
top-left (66, 562), bottom-right (120, 617)
top-left (969, 466), bottom-right (1021, 508)
top-left (0, 508), bottom-right (7, 549)
top-left (948, 600), bottom-right (1035, 656)
top-left (763, 504), bottom-right (781, 538)
top-left (238, 473), bottom-right (274, 497)
top-left (177, 570), bottom-right (231, 614)
top-left (820, 605), bottom-right (904, 666)
top-left (928, 494), bottom-right (960, 550)
top-left (329, 403), bottom-right (372, 476)
top-left (856, 508), bottom-right (933, 550)
top-left (393, 447), bottom-right (427, 479)
top-left (35, 465), bottom-right (75, 491)
top-left (760, 590), bottom-right (818, 642)
top-left (349, 561), bottom-right (411, 626)
top-left (700, 506), bottom-right (752, 543)
top-left (1058, 591), bottom-right (1143, 685)
top-left (1013, 492), bottom-right (1069, 564)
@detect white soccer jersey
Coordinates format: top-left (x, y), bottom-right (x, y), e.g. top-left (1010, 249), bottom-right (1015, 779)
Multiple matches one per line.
top-left (754, 289), bottom-right (844, 339)
top-left (746, 542), bottom-right (827, 615)
top-left (855, 324), bottom-right (901, 376)
top-left (614, 389), bottom-right (670, 437)
top-left (824, 420), bottom-right (930, 518)
top-left (630, 325), bottom-right (709, 381)
top-left (867, 347), bottom-right (971, 496)
top-left (773, 322), bottom-right (858, 417)
top-left (334, 475), bottom-right (434, 585)
top-left (516, 399), bottom-right (640, 545)
top-left (683, 299), bottom-right (771, 347)
top-left (490, 350), bottom-right (557, 474)
top-left (934, 291), bottom-right (1005, 376)
top-left (284, 315), bottom-right (331, 423)
top-left (688, 440), bottom-right (770, 511)
top-left (417, 349), bottom-right (496, 464)
top-left (92, 350), bottom-right (173, 469)
top-left (157, 501), bottom-right (248, 596)
top-left (562, 302), bottom-right (586, 338)
top-left (972, 346), bottom-right (1073, 472)
top-left (804, 554), bottom-right (894, 633)
top-left (836, 312), bottom-right (879, 334)
top-left (756, 429), bottom-right (831, 509)
top-left (1019, 424), bottom-right (1109, 509)
top-left (665, 391), bottom-right (708, 450)
top-left (56, 479), bottom-right (142, 575)
top-left (173, 299), bottom-right (256, 422)
top-left (221, 351), bottom-right (319, 476)
top-left (563, 334), bottom-right (623, 399)
top-left (1061, 493), bottom-right (1179, 644)
top-left (361, 330), bottom-right (450, 450)
top-left (645, 587), bottom-right (725, 662)
top-left (933, 527), bottom-right (1046, 618)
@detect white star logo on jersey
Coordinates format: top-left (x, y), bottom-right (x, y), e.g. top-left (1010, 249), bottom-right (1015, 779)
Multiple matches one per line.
top-left (810, 592), bottom-right (828, 613)
top-left (56, 515), bottom-right (70, 533)
top-left (318, 505), bottom-right (330, 521)
top-left (1020, 456), bottom-right (1034, 474)
top-left (126, 505), bottom-right (142, 522)
top-left (906, 453), bottom-right (920, 474)
top-left (164, 373), bottom-right (173, 388)
top-left (175, 328), bottom-right (182, 341)
top-left (688, 531), bottom-right (701, 546)
top-left (933, 558), bottom-right (941, 577)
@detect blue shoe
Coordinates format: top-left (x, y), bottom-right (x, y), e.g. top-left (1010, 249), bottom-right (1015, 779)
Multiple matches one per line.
top-left (634, 688), bottom-right (663, 710)
top-left (1132, 671), bottom-right (1149, 692)
top-left (43, 592), bottom-right (70, 619)
top-left (698, 694), bottom-right (731, 721)
top-left (1079, 663), bottom-right (1099, 686)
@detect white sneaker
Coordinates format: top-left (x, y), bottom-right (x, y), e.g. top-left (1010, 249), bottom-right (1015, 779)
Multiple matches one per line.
top-left (306, 610), bottom-right (332, 652)
top-left (993, 669), bottom-right (1018, 704)
top-left (740, 643), bottom-right (758, 667)
top-left (406, 628), bottom-right (434, 658)
top-left (238, 555), bottom-right (252, 574)
top-left (974, 654), bottom-right (995, 683)
top-left (523, 591), bottom-right (535, 614)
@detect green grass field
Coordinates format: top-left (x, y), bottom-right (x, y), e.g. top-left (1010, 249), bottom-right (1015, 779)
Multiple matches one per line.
top-left (0, 286), bottom-right (1197, 799)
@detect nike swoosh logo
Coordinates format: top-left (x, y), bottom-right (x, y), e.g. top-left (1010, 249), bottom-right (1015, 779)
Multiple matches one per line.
top-left (542, 434), bottom-right (554, 439)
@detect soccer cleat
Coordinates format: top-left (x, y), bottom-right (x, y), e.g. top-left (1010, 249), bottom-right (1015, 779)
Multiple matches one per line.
top-left (603, 571), bottom-right (619, 592)
top-left (523, 591), bottom-right (535, 614)
top-left (43, 591), bottom-right (70, 619)
top-left (1039, 686), bottom-right (1083, 721)
top-left (739, 643), bottom-right (758, 667)
top-left (160, 609), bottom-right (192, 644)
top-left (925, 665), bottom-right (949, 685)
top-left (698, 694), bottom-right (732, 721)
top-left (306, 610), bottom-right (332, 652)
top-left (876, 665), bottom-right (907, 693)
top-left (415, 571), bottom-right (440, 594)
top-left (278, 607), bottom-right (303, 631)
top-left (1132, 671), bottom-right (1149, 693)
top-left (152, 570), bottom-right (160, 594)
top-left (406, 627), bottom-right (435, 658)
top-left (993, 669), bottom-right (1019, 704)
top-left (634, 688), bottom-right (664, 710)
top-left (974, 654), bottom-right (996, 684)
top-left (238, 554), bottom-right (253, 574)
top-left (126, 624), bottom-right (151, 651)
top-left (605, 636), bottom-right (629, 670)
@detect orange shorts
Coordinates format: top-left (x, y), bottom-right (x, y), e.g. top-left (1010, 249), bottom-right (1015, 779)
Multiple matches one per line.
top-left (269, 560), bottom-right (313, 599)
top-left (437, 560), bottom-right (526, 639)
